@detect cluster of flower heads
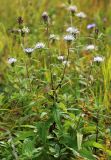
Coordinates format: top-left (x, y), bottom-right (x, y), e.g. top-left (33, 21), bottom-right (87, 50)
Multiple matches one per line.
top-left (10, 26), bottom-right (30, 35)
top-left (63, 26), bottom-right (80, 44)
top-left (57, 55), bottom-right (70, 67)
top-left (66, 27), bottom-right (80, 35)
top-left (67, 3), bottom-right (98, 35)
top-left (23, 42), bottom-right (46, 57)
top-left (68, 4), bottom-right (97, 31)
top-left (8, 42), bottom-right (46, 65)
top-left (63, 4), bottom-right (87, 43)
top-left (68, 5), bottom-right (87, 19)
top-left (8, 5), bottom-right (105, 66)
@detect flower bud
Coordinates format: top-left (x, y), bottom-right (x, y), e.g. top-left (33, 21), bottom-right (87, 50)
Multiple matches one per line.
top-left (42, 12), bottom-right (49, 22)
top-left (17, 16), bottom-right (23, 25)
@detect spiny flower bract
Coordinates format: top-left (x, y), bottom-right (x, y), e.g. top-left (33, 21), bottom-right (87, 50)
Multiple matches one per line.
top-left (8, 58), bottom-right (17, 64)
top-left (76, 12), bottom-right (87, 18)
top-left (93, 56), bottom-right (104, 62)
top-left (64, 34), bottom-right (75, 42)
top-left (35, 42), bottom-right (45, 49)
top-left (66, 27), bottom-right (80, 34)
top-left (68, 5), bottom-right (78, 13)
top-left (24, 48), bottom-right (34, 57)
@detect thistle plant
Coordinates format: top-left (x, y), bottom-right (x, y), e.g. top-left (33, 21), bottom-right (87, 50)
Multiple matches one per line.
top-left (56, 34), bottom-right (75, 90)
top-left (23, 47), bottom-right (34, 92)
top-left (1, 0), bottom-right (111, 160)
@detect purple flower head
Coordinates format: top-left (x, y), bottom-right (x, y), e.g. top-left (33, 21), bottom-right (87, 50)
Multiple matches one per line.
top-left (87, 23), bottom-right (96, 29)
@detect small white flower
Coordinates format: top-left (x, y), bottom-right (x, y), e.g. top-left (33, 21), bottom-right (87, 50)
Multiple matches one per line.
top-left (63, 60), bottom-right (70, 67)
top-left (64, 34), bottom-right (75, 42)
top-left (68, 5), bottom-right (77, 13)
top-left (24, 48), bottom-right (34, 54)
top-left (18, 29), bottom-right (21, 33)
top-left (22, 26), bottom-right (30, 33)
top-left (58, 56), bottom-right (64, 60)
top-left (35, 42), bottom-right (45, 49)
top-left (66, 27), bottom-right (80, 34)
top-left (76, 12), bottom-right (87, 18)
top-left (49, 34), bottom-right (59, 40)
top-left (8, 58), bottom-right (17, 64)
top-left (93, 56), bottom-right (104, 62)
top-left (85, 45), bottom-right (97, 51)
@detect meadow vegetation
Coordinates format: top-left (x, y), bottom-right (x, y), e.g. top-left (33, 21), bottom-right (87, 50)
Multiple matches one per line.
top-left (0, 0), bottom-right (111, 159)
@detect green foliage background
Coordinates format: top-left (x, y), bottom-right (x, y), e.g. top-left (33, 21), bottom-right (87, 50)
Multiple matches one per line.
top-left (0, 0), bottom-right (111, 160)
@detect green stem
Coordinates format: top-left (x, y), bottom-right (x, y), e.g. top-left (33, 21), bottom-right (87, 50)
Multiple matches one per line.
top-left (56, 46), bottom-right (70, 90)
top-left (25, 60), bottom-right (32, 92)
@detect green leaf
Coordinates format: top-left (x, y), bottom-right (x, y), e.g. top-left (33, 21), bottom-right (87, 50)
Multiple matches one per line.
top-left (82, 126), bottom-right (96, 134)
top-left (36, 121), bottom-right (49, 144)
top-left (77, 132), bottom-right (83, 150)
top-left (15, 131), bottom-right (35, 141)
top-left (79, 148), bottom-right (96, 160)
top-left (20, 125), bottom-right (36, 129)
top-left (22, 139), bottom-right (35, 158)
top-left (92, 142), bottom-right (104, 149)
top-left (53, 107), bottom-right (63, 130)
top-left (40, 112), bottom-right (47, 119)
top-left (58, 102), bottom-right (67, 113)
